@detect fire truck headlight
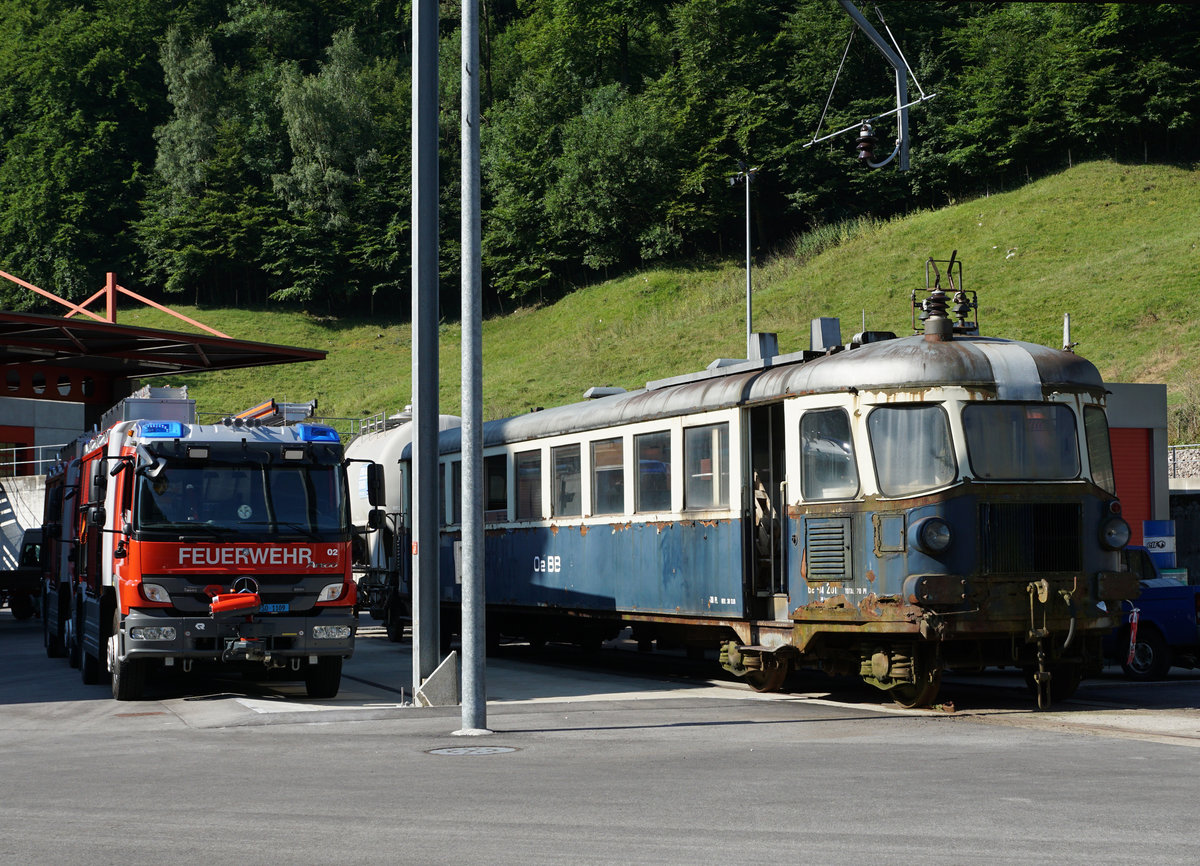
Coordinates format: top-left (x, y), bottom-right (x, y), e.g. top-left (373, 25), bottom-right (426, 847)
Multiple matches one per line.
top-left (129, 626), bottom-right (176, 641)
top-left (911, 517), bottom-right (952, 555)
top-left (141, 583), bottom-right (172, 604)
top-left (316, 582), bottom-right (345, 603)
top-left (1100, 516), bottom-right (1131, 550)
top-left (312, 625), bottom-right (352, 640)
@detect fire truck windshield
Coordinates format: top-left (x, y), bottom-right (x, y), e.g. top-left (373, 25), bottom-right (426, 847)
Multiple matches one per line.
top-left (133, 460), bottom-right (348, 539)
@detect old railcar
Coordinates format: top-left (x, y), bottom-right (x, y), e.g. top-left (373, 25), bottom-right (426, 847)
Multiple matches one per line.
top-left (382, 277), bottom-right (1137, 708)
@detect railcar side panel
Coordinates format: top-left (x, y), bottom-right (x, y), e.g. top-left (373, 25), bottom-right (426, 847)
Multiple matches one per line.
top-left (443, 517), bottom-right (746, 618)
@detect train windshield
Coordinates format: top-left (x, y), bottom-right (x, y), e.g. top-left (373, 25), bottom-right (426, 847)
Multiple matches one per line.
top-left (134, 460), bottom-right (348, 539)
top-left (868, 405), bottom-right (956, 497)
top-left (963, 403), bottom-right (1080, 480)
top-left (1083, 405), bottom-right (1117, 493)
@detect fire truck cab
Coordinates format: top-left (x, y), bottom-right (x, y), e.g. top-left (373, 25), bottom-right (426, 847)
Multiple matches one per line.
top-left (70, 417), bottom-right (362, 700)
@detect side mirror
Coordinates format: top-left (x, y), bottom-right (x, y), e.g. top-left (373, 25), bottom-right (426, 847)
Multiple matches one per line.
top-left (367, 508), bottom-right (386, 530)
top-left (367, 463), bottom-right (386, 507)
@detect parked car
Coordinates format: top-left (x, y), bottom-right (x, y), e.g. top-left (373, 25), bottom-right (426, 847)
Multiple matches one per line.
top-left (1105, 545), bottom-right (1200, 680)
top-left (0, 527), bottom-right (42, 621)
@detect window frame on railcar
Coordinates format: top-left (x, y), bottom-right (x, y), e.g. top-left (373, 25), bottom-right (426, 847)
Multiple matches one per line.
top-left (782, 389), bottom-right (1117, 509)
top-left (439, 408), bottom-right (745, 531)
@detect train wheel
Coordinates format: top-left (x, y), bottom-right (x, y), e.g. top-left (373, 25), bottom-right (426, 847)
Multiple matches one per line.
top-left (890, 671), bottom-right (942, 709)
top-left (384, 603), bottom-right (407, 643)
top-left (745, 661), bottom-right (789, 693)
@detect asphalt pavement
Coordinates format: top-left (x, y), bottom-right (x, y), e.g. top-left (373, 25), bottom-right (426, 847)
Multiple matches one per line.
top-left (2, 609), bottom-right (1198, 865)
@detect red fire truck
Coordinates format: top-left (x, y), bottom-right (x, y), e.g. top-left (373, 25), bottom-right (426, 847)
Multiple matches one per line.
top-left (59, 416), bottom-right (370, 701)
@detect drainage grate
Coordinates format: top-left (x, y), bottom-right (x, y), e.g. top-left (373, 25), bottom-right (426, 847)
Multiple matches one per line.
top-left (427, 746), bottom-right (517, 756)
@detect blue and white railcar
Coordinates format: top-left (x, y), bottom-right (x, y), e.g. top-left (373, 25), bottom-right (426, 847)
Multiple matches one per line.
top-left (405, 288), bottom-right (1138, 708)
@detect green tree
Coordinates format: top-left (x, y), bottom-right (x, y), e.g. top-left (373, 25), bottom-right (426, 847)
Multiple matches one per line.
top-left (0, 1), bottom-right (168, 307)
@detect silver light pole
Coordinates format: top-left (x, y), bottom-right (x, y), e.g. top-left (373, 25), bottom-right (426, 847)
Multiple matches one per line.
top-left (456, 0), bottom-right (489, 737)
top-left (411, 0), bottom-right (440, 696)
top-left (729, 162), bottom-right (759, 358)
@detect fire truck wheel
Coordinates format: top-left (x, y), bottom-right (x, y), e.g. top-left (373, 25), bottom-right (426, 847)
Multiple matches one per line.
top-left (111, 655), bottom-right (146, 700)
top-left (304, 656), bottom-right (342, 699)
top-left (110, 612), bottom-right (146, 700)
top-left (66, 615), bottom-right (81, 668)
top-left (9, 591), bottom-right (35, 621)
top-left (80, 646), bottom-right (101, 685)
top-left (43, 597), bottom-right (66, 658)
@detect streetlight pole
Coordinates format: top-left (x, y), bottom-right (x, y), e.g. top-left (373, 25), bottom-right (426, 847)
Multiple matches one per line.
top-left (729, 161), bottom-right (759, 358)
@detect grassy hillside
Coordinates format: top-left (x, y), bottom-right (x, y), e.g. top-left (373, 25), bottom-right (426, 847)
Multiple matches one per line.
top-left (118, 161), bottom-right (1200, 437)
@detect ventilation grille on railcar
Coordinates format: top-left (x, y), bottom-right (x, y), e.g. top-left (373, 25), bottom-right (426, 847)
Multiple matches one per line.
top-left (979, 502), bottom-right (1082, 573)
top-left (806, 519), bottom-right (851, 582)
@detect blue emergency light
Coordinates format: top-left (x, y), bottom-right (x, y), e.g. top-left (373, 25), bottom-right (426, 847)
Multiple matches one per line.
top-left (137, 420), bottom-right (184, 439)
top-left (297, 424), bottom-right (340, 443)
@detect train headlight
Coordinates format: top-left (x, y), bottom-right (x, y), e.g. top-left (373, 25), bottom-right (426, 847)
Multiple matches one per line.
top-left (1099, 516), bottom-right (1131, 550)
top-left (910, 517), bottom-right (952, 555)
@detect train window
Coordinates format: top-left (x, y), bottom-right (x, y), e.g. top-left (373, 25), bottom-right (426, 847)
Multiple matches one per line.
top-left (515, 450), bottom-right (542, 520)
top-left (484, 455), bottom-right (506, 519)
top-left (963, 404), bottom-right (1079, 480)
top-left (800, 409), bottom-right (858, 500)
top-left (635, 431), bottom-right (672, 513)
top-left (439, 463), bottom-right (447, 526)
top-left (552, 444), bottom-right (581, 517)
top-left (591, 438), bottom-right (624, 515)
top-left (1084, 406), bottom-right (1117, 494)
top-left (868, 405), bottom-right (956, 496)
top-left (444, 462), bottom-right (456, 522)
top-left (684, 423), bottom-right (729, 509)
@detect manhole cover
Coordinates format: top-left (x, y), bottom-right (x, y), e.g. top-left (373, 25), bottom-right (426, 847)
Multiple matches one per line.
top-left (428, 746), bottom-right (518, 756)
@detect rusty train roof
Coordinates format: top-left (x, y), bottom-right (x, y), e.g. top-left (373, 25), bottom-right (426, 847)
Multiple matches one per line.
top-left (437, 334), bottom-right (1106, 454)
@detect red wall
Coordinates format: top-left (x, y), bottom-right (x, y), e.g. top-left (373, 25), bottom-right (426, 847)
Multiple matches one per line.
top-left (1111, 427), bottom-right (1151, 546)
top-left (0, 424), bottom-right (34, 477)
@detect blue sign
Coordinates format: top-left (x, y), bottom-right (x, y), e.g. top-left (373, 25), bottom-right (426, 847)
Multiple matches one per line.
top-left (1142, 519), bottom-right (1176, 569)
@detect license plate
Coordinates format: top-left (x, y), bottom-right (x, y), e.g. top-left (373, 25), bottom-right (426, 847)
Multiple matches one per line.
top-left (260, 603), bottom-right (289, 613)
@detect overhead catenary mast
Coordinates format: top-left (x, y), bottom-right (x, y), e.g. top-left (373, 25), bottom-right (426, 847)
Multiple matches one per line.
top-left (805, 0), bottom-right (936, 170)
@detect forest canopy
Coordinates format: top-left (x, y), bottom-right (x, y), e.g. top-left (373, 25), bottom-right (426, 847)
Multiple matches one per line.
top-left (0, 1), bottom-right (1195, 316)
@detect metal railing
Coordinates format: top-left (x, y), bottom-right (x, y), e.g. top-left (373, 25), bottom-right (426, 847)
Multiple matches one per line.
top-left (0, 442), bottom-right (70, 477)
top-left (194, 410), bottom-right (411, 440)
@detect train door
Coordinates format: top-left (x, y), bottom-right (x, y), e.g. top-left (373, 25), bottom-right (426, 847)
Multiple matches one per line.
top-left (745, 404), bottom-right (787, 621)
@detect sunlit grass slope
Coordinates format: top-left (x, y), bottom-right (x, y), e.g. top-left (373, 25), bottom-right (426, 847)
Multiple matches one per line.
top-left (123, 161), bottom-right (1199, 434)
